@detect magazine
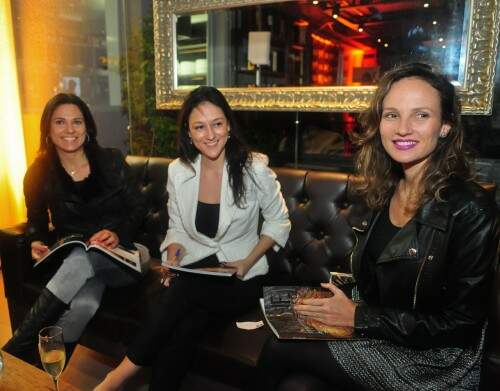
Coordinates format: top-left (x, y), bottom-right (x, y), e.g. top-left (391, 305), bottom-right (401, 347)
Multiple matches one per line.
top-left (260, 286), bottom-right (359, 340)
top-left (33, 234), bottom-right (150, 274)
top-left (165, 264), bottom-right (236, 278)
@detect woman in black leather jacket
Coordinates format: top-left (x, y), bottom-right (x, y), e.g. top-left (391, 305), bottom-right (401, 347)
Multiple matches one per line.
top-left (2, 93), bottom-right (146, 362)
top-left (259, 63), bottom-right (500, 391)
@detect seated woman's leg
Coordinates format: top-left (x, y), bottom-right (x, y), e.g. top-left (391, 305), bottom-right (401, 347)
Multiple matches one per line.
top-left (2, 247), bottom-right (95, 361)
top-left (46, 247), bottom-right (96, 303)
top-left (94, 277), bottom-right (201, 391)
top-left (56, 276), bottom-right (105, 359)
top-left (149, 307), bottom-right (209, 391)
top-left (258, 337), bottom-right (360, 391)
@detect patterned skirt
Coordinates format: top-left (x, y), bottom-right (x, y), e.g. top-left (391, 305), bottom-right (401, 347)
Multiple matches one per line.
top-left (327, 325), bottom-right (485, 391)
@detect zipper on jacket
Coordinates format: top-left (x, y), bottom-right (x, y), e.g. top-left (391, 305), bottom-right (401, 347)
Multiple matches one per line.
top-left (350, 227), bottom-right (362, 276)
top-left (413, 231), bottom-right (436, 309)
top-left (412, 257), bottom-right (427, 309)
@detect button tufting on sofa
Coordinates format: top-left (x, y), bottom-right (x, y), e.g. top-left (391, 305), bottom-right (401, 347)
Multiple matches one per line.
top-left (0, 156), bottom-right (498, 390)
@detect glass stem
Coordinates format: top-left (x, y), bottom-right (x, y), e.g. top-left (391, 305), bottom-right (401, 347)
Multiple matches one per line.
top-left (53, 377), bottom-right (60, 391)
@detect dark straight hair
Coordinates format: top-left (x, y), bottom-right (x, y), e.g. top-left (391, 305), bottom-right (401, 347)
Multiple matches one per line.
top-left (177, 86), bottom-right (251, 207)
top-left (39, 93), bottom-right (99, 156)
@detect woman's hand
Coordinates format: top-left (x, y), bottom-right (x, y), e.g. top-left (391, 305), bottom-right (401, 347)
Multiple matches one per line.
top-left (31, 241), bottom-right (49, 261)
top-left (225, 258), bottom-right (254, 279)
top-left (293, 283), bottom-right (357, 328)
top-left (160, 244), bottom-right (184, 287)
top-left (89, 229), bottom-right (119, 249)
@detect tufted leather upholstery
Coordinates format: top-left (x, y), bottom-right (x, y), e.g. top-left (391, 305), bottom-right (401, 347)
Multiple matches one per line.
top-left (0, 155), bottom-right (498, 390)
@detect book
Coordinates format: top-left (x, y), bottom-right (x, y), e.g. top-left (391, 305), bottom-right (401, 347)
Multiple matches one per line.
top-left (260, 286), bottom-right (358, 340)
top-left (164, 264), bottom-right (236, 277)
top-left (33, 234), bottom-right (150, 274)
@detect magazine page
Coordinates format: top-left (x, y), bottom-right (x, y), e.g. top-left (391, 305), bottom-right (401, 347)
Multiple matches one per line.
top-left (261, 286), bottom-right (356, 340)
top-left (91, 244), bottom-right (142, 273)
top-left (166, 264), bottom-right (235, 277)
top-left (34, 234), bottom-right (87, 267)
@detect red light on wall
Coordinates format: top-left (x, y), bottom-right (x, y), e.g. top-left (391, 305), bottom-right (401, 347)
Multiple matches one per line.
top-left (294, 19), bottom-right (309, 27)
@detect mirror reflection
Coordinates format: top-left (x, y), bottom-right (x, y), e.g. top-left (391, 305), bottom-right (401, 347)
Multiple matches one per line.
top-left (175, 0), bottom-right (468, 89)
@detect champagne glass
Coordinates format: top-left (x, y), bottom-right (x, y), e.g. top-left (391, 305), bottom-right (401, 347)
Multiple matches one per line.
top-left (38, 326), bottom-right (66, 391)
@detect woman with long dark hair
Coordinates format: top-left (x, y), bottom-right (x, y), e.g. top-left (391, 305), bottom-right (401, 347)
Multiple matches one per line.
top-left (2, 93), bottom-right (146, 362)
top-left (95, 86), bottom-right (290, 390)
top-left (258, 63), bottom-right (499, 390)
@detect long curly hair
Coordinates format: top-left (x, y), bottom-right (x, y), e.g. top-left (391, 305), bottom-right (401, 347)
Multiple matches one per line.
top-left (39, 93), bottom-right (99, 157)
top-left (354, 63), bottom-right (473, 209)
top-left (177, 86), bottom-right (251, 207)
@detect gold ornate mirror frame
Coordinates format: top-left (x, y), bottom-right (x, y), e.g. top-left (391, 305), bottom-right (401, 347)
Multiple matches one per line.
top-left (153, 0), bottom-right (499, 114)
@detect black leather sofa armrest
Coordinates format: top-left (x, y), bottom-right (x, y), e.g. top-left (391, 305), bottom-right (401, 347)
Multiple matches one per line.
top-left (0, 223), bottom-right (31, 301)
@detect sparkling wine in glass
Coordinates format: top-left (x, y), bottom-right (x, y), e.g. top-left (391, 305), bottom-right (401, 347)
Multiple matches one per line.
top-left (38, 326), bottom-right (66, 391)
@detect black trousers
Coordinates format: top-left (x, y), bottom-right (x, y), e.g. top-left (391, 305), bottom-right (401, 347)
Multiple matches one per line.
top-left (127, 257), bottom-right (266, 391)
top-left (258, 337), bottom-right (362, 391)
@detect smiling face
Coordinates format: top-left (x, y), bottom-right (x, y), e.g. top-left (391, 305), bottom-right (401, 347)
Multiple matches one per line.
top-left (48, 104), bottom-right (87, 154)
top-left (188, 101), bottom-right (229, 164)
top-left (380, 77), bottom-right (451, 176)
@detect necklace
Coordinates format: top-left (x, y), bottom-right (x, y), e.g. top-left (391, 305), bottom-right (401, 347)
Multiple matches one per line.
top-left (65, 161), bottom-right (89, 178)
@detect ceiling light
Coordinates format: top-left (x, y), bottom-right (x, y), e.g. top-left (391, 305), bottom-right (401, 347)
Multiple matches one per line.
top-left (384, 43), bottom-right (389, 47)
top-left (377, 38), bottom-right (382, 43)
top-left (332, 3), bottom-right (340, 19)
top-left (432, 20), bottom-right (437, 25)
top-left (438, 37), bottom-right (444, 42)
top-left (442, 45), bottom-right (446, 49)
top-left (358, 23), bottom-right (364, 33)
top-left (313, 0), bottom-right (319, 5)
top-left (424, 3), bottom-right (430, 8)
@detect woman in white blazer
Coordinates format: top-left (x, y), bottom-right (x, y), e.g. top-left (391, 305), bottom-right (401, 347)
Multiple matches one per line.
top-left (95, 86), bottom-right (291, 391)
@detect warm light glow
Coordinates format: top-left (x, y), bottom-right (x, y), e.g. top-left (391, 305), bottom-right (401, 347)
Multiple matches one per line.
top-left (311, 33), bottom-right (335, 47)
top-left (377, 38), bottom-right (382, 43)
top-left (424, 3), bottom-right (430, 8)
top-left (313, 0), bottom-right (319, 5)
top-left (384, 43), bottom-right (389, 47)
top-left (344, 48), bottom-right (364, 85)
top-left (0, 0), bottom-right (28, 227)
top-left (433, 20), bottom-right (437, 25)
top-left (438, 37), bottom-right (444, 42)
top-left (333, 13), bottom-right (338, 19)
top-left (294, 19), bottom-right (310, 27)
top-left (358, 26), bottom-right (364, 32)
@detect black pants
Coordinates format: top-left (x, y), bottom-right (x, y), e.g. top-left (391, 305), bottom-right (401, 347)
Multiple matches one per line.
top-left (258, 337), bottom-right (362, 391)
top-left (127, 257), bottom-right (266, 391)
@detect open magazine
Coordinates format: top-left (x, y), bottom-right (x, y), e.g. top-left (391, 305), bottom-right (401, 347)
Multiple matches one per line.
top-left (165, 264), bottom-right (236, 277)
top-left (260, 286), bottom-right (359, 340)
top-left (33, 234), bottom-right (150, 274)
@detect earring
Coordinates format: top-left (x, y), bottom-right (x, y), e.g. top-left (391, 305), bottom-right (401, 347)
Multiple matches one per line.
top-left (227, 127), bottom-right (231, 139)
top-left (189, 138), bottom-right (193, 144)
top-left (45, 136), bottom-right (51, 145)
top-left (439, 132), bottom-right (447, 138)
top-left (86, 134), bottom-right (90, 143)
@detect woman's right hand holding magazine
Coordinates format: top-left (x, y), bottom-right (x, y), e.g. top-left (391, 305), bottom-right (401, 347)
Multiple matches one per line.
top-left (31, 241), bottom-right (49, 261)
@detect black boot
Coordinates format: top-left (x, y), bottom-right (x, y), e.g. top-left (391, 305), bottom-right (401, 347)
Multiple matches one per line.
top-left (2, 288), bottom-right (67, 363)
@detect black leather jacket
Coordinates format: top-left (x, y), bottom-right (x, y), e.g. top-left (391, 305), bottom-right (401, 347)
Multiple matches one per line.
top-left (349, 180), bottom-right (499, 349)
top-left (24, 146), bottom-right (146, 247)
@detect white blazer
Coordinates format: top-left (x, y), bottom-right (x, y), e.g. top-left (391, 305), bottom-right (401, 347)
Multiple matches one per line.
top-left (160, 153), bottom-right (290, 280)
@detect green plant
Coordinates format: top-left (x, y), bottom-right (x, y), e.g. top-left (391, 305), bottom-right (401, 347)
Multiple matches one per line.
top-left (123, 16), bottom-right (178, 157)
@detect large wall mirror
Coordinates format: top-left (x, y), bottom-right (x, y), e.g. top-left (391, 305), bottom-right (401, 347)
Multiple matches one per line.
top-left (153, 0), bottom-right (499, 114)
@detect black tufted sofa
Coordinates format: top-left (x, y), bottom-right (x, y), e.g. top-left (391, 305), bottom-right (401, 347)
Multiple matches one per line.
top-left (1, 155), bottom-right (499, 390)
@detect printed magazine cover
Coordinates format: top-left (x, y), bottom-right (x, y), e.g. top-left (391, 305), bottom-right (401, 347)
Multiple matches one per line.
top-left (261, 286), bottom-right (359, 340)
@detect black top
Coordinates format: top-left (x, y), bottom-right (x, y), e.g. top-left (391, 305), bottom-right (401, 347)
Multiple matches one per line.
top-left (195, 201), bottom-right (220, 239)
top-left (360, 204), bottom-right (401, 302)
top-left (23, 146), bottom-right (147, 246)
